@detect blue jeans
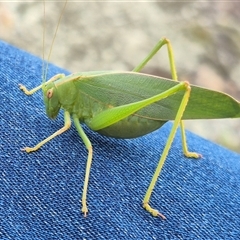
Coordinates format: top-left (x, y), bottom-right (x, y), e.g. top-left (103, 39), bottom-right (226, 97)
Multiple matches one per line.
top-left (0, 40), bottom-right (240, 239)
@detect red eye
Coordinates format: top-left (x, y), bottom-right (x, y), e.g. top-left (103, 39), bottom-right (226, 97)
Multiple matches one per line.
top-left (47, 89), bottom-right (53, 99)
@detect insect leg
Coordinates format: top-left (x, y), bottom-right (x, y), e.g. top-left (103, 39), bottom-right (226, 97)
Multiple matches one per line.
top-left (72, 114), bottom-right (93, 217)
top-left (22, 110), bottom-right (71, 152)
top-left (133, 38), bottom-right (200, 158)
top-left (165, 40), bottom-right (200, 158)
top-left (19, 73), bottom-right (65, 95)
top-left (132, 37), bottom-right (170, 72)
top-left (88, 82), bottom-right (188, 131)
top-left (143, 82), bottom-right (191, 219)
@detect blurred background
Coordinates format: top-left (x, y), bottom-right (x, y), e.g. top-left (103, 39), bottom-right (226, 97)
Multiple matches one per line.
top-left (1, 1), bottom-right (240, 153)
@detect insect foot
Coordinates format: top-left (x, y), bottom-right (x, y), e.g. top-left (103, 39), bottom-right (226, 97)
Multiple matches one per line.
top-left (19, 84), bottom-right (32, 95)
top-left (143, 202), bottom-right (166, 220)
top-left (81, 202), bottom-right (88, 217)
top-left (21, 147), bottom-right (38, 153)
top-left (18, 84), bottom-right (29, 95)
top-left (184, 151), bottom-right (202, 159)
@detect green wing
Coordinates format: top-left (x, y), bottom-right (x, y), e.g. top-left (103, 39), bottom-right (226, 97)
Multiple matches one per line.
top-left (73, 71), bottom-right (240, 121)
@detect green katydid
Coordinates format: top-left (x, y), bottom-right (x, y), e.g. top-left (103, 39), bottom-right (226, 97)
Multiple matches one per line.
top-left (19, 1), bottom-right (240, 219)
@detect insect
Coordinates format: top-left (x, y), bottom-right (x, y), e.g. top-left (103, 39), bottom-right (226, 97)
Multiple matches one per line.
top-left (19, 1), bottom-right (240, 219)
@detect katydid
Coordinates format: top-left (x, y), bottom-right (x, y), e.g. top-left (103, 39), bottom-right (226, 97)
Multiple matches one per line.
top-left (19, 1), bottom-right (240, 219)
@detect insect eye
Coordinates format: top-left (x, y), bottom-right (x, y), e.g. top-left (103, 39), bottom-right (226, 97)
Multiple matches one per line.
top-left (47, 89), bottom-right (53, 99)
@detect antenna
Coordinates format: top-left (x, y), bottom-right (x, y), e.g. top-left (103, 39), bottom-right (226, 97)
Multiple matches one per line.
top-left (42, 0), bottom-right (46, 83)
top-left (42, 0), bottom-right (68, 83)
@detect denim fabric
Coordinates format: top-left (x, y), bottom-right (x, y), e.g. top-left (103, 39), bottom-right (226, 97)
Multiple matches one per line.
top-left (0, 40), bottom-right (240, 239)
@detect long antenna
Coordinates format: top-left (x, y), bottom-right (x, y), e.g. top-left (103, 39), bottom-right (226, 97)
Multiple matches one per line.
top-left (42, 0), bottom-right (68, 83)
top-left (42, 0), bottom-right (46, 82)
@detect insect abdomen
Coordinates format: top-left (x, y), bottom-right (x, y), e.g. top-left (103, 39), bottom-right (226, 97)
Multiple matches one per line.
top-left (96, 115), bottom-right (166, 139)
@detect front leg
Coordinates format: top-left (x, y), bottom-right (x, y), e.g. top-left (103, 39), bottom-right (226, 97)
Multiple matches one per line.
top-left (22, 110), bottom-right (71, 153)
top-left (19, 73), bottom-right (65, 95)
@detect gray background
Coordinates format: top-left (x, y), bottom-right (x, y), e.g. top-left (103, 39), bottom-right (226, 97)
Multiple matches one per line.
top-left (1, 1), bottom-right (240, 152)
